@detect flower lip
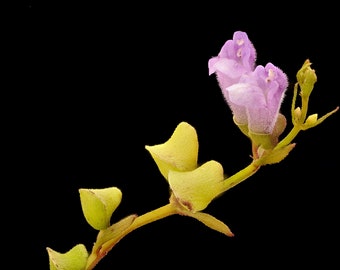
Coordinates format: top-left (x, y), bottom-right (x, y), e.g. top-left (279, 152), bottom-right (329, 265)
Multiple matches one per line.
top-left (208, 30), bottom-right (257, 89)
top-left (225, 63), bottom-right (288, 134)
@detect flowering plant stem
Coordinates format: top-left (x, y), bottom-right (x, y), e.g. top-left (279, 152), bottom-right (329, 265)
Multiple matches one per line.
top-left (86, 203), bottom-right (178, 270)
top-left (87, 64), bottom-right (340, 268)
top-left (86, 160), bottom-right (263, 269)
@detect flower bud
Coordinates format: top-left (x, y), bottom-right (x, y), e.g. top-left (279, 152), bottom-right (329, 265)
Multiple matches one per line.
top-left (305, 113), bottom-right (318, 126)
top-left (296, 59), bottom-right (317, 98)
top-left (293, 107), bottom-right (302, 123)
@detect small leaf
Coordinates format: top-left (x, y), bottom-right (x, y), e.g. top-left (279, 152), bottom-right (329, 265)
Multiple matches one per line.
top-left (260, 143), bottom-right (296, 165)
top-left (182, 210), bottom-right (234, 237)
top-left (79, 187), bottom-right (122, 230)
top-left (169, 160), bottom-right (225, 212)
top-left (145, 121), bottom-right (198, 180)
top-left (47, 244), bottom-right (88, 270)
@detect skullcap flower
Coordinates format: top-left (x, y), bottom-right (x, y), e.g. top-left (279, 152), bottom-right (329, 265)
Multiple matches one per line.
top-left (208, 31), bottom-right (256, 90)
top-left (225, 62), bottom-right (288, 134)
top-left (209, 31), bottom-right (288, 139)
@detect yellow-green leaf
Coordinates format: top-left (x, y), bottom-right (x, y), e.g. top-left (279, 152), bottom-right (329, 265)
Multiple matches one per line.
top-left (168, 160), bottom-right (225, 212)
top-left (182, 211), bottom-right (234, 237)
top-left (260, 143), bottom-right (296, 165)
top-left (145, 121), bottom-right (198, 180)
top-left (79, 187), bottom-right (122, 230)
top-left (47, 244), bottom-right (88, 270)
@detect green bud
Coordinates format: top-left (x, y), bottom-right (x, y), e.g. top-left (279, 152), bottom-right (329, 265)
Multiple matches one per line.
top-left (79, 187), bottom-right (122, 230)
top-left (293, 107), bottom-right (302, 123)
top-left (305, 113), bottom-right (318, 126)
top-left (301, 107), bottom-right (339, 130)
top-left (296, 59), bottom-right (317, 98)
top-left (47, 244), bottom-right (88, 270)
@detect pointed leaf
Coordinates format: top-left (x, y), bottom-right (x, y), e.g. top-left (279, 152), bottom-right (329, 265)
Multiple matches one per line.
top-left (182, 211), bottom-right (234, 237)
top-left (145, 121), bottom-right (198, 180)
top-left (260, 143), bottom-right (296, 165)
top-left (79, 187), bottom-right (122, 230)
top-left (169, 160), bottom-right (225, 212)
top-left (47, 244), bottom-right (88, 270)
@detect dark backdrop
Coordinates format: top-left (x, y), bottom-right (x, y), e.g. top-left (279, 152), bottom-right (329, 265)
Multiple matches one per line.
top-left (12, 2), bottom-right (340, 269)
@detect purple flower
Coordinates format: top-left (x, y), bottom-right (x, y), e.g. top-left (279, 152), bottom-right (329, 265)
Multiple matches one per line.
top-left (225, 63), bottom-right (288, 134)
top-left (209, 31), bottom-right (288, 135)
top-left (208, 31), bottom-right (256, 90)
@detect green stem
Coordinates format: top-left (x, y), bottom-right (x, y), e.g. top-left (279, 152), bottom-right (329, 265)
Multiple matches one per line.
top-left (274, 125), bottom-right (301, 149)
top-left (221, 160), bottom-right (261, 192)
top-left (86, 203), bottom-right (178, 270)
top-left (125, 203), bottom-right (177, 232)
top-left (300, 96), bottom-right (310, 123)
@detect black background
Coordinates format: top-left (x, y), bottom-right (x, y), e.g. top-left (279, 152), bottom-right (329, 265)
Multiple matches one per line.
top-left (12, 1), bottom-right (340, 269)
